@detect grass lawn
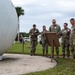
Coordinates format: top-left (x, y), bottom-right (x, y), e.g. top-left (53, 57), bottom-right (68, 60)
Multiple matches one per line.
top-left (7, 42), bottom-right (75, 75)
top-left (7, 42), bottom-right (30, 54)
top-left (7, 42), bottom-right (62, 55)
top-left (23, 58), bottom-right (75, 75)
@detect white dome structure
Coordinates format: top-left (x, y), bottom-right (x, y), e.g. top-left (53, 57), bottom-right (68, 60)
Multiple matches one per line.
top-left (0, 0), bottom-right (18, 60)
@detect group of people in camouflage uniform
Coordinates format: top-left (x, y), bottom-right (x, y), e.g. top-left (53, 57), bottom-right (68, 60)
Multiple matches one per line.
top-left (29, 18), bottom-right (75, 60)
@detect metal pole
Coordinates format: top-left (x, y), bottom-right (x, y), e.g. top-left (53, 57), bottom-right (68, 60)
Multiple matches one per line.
top-left (18, 18), bottom-right (20, 42)
top-left (51, 40), bottom-right (54, 62)
top-left (22, 41), bottom-right (24, 54)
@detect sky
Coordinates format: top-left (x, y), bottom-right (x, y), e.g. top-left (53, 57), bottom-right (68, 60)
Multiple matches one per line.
top-left (11, 0), bottom-right (75, 33)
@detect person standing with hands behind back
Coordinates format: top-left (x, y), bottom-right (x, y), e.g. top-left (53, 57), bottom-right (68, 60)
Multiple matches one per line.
top-left (29, 24), bottom-right (39, 56)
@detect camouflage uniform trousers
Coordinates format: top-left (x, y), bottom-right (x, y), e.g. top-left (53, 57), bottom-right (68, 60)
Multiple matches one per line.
top-left (62, 39), bottom-right (70, 57)
top-left (42, 40), bottom-right (48, 56)
top-left (70, 37), bottom-right (75, 58)
top-left (30, 40), bottom-right (37, 55)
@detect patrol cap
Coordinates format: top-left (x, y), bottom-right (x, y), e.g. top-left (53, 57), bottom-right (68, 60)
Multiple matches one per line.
top-left (33, 24), bottom-right (36, 27)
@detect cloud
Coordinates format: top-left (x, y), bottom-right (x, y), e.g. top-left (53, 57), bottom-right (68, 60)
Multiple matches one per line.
top-left (11, 0), bottom-right (75, 32)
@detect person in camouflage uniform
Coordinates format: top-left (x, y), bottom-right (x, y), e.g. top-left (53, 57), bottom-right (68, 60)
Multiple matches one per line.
top-left (61, 23), bottom-right (71, 58)
top-left (29, 24), bottom-right (39, 56)
top-left (41, 25), bottom-right (48, 56)
top-left (49, 19), bottom-right (61, 57)
top-left (70, 18), bottom-right (75, 59)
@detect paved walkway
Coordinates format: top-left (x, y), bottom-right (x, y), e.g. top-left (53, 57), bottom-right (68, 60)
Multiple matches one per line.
top-left (0, 54), bottom-right (57, 75)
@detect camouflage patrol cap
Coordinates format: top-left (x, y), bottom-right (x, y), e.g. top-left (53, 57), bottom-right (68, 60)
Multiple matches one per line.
top-left (33, 24), bottom-right (36, 27)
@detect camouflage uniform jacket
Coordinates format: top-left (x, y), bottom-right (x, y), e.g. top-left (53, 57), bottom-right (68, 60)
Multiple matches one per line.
top-left (61, 28), bottom-right (70, 44)
top-left (41, 30), bottom-right (48, 42)
top-left (49, 24), bottom-right (61, 38)
top-left (71, 25), bottom-right (75, 39)
top-left (29, 28), bottom-right (39, 41)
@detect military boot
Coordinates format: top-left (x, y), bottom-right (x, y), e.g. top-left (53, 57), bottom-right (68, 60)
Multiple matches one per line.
top-left (46, 51), bottom-right (48, 57)
top-left (63, 54), bottom-right (65, 58)
top-left (30, 51), bottom-right (33, 56)
top-left (43, 50), bottom-right (45, 56)
top-left (73, 53), bottom-right (75, 59)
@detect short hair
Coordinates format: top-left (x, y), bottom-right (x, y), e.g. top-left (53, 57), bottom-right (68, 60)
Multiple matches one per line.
top-left (33, 24), bottom-right (36, 27)
top-left (43, 25), bottom-right (46, 27)
top-left (70, 18), bottom-right (75, 21)
top-left (52, 19), bottom-right (56, 22)
top-left (64, 23), bottom-right (68, 26)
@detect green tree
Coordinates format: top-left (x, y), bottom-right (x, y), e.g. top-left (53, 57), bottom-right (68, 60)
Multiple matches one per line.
top-left (15, 7), bottom-right (24, 42)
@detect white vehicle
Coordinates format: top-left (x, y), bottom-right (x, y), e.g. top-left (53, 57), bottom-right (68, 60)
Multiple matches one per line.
top-left (23, 37), bottom-right (30, 42)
